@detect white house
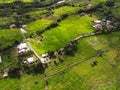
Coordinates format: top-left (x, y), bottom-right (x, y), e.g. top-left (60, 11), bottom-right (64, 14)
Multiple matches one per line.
top-left (17, 43), bottom-right (30, 54)
top-left (17, 43), bottom-right (27, 50)
top-left (27, 57), bottom-right (34, 64)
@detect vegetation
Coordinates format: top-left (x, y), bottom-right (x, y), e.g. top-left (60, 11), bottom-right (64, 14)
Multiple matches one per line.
top-left (53, 6), bottom-right (81, 18)
top-left (30, 15), bottom-right (96, 54)
top-left (1, 0), bottom-right (120, 90)
top-left (0, 29), bottom-right (23, 50)
top-left (0, 0), bottom-right (33, 3)
top-left (24, 19), bottom-right (54, 37)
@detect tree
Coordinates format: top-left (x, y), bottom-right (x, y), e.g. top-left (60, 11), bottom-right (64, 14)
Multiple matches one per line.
top-left (105, 0), bottom-right (115, 7)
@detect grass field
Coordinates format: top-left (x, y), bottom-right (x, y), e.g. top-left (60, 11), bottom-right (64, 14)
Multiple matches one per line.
top-left (0, 29), bottom-right (23, 50)
top-left (53, 6), bottom-right (80, 18)
top-left (44, 31), bottom-right (120, 90)
top-left (30, 15), bottom-right (96, 55)
top-left (24, 19), bottom-right (54, 37)
top-left (0, 0), bottom-right (33, 3)
top-left (0, 31), bottom-right (120, 90)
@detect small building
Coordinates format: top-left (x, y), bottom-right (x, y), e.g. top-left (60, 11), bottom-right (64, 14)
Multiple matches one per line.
top-left (3, 72), bottom-right (8, 78)
top-left (93, 24), bottom-right (102, 29)
top-left (57, 0), bottom-right (65, 4)
top-left (42, 53), bottom-right (48, 58)
top-left (94, 20), bottom-right (102, 24)
top-left (27, 57), bottom-right (34, 64)
top-left (10, 24), bottom-right (16, 28)
top-left (20, 28), bottom-right (27, 34)
top-left (17, 43), bottom-right (30, 54)
top-left (17, 43), bottom-right (27, 50)
top-left (0, 56), bottom-right (2, 63)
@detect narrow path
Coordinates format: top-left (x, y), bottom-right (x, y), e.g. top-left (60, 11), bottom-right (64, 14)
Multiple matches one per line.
top-left (27, 41), bottom-right (41, 60)
top-left (59, 31), bottom-right (101, 52)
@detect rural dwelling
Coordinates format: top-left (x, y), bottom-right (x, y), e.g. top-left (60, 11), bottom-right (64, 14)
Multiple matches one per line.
top-left (3, 71), bottom-right (8, 78)
top-left (10, 24), bottom-right (16, 28)
top-left (17, 43), bottom-right (30, 54)
top-left (93, 24), bottom-right (102, 29)
top-left (27, 57), bottom-right (34, 64)
top-left (0, 56), bottom-right (2, 63)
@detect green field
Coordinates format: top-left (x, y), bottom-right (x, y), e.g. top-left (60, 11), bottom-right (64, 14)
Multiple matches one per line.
top-left (0, 31), bottom-right (120, 90)
top-left (53, 6), bottom-right (80, 18)
top-left (30, 15), bottom-right (96, 55)
top-left (44, 31), bottom-right (120, 90)
top-left (24, 19), bottom-right (54, 37)
top-left (0, 0), bottom-right (33, 3)
top-left (0, 29), bottom-right (23, 50)
top-left (0, 0), bottom-right (120, 90)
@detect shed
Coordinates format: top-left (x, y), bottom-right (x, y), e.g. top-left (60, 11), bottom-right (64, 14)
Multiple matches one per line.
top-left (94, 20), bottom-right (102, 24)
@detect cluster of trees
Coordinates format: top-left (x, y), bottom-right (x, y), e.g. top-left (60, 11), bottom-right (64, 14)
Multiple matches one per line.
top-left (64, 41), bottom-right (78, 56)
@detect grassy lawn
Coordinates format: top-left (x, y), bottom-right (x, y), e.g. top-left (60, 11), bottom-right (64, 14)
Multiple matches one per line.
top-left (44, 31), bottom-right (120, 90)
top-left (30, 15), bottom-right (96, 55)
top-left (0, 73), bottom-right (45, 90)
top-left (0, 0), bottom-right (33, 3)
top-left (24, 19), bottom-right (54, 37)
top-left (0, 31), bottom-right (120, 90)
top-left (0, 29), bottom-right (23, 50)
top-left (53, 6), bottom-right (81, 18)
top-left (66, 0), bottom-right (107, 7)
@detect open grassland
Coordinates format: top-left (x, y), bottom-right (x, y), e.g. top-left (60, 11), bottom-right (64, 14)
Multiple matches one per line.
top-left (24, 19), bottom-right (54, 37)
top-left (0, 31), bottom-right (120, 90)
top-left (45, 31), bottom-right (120, 90)
top-left (30, 15), bottom-right (96, 55)
top-left (0, 29), bottom-right (23, 50)
top-left (0, 0), bottom-right (33, 3)
top-left (66, 0), bottom-right (107, 7)
top-left (25, 9), bottom-right (48, 20)
top-left (53, 6), bottom-right (80, 18)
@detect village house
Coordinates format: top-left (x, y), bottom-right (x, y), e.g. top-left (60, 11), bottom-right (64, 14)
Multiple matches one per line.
top-left (27, 57), bottom-right (34, 64)
top-left (93, 19), bottom-right (113, 29)
top-left (17, 43), bottom-right (30, 54)
top-left (10, 24), bottom-right (16, 28)
top-left (3, 71), bottom-right (8, 78)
